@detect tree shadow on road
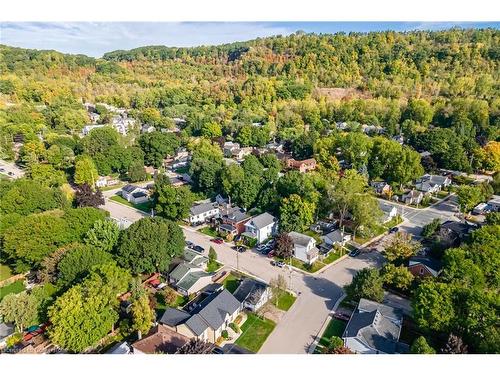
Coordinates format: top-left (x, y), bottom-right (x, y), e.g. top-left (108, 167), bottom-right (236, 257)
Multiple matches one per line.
top-left (301, 275), bottom-right (344, 311)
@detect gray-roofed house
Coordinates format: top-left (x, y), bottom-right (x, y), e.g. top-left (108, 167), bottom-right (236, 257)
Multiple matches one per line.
top-left (342, 298), bottom-right (408, 354)
top-left (183, 248), bottom-right (209, 268)
top-left (121, 184), bottom-right (149, 204)
top-left (487, 195), bottom-right (500, 212)
top-left (289, 231), bottom-right (318, 265)
top-left (159, 289), bottom-right (241, 343)
top-left (321, 229), bottom-right (351, 248)
top-left (402, 190), bottom-right (424, 205)
top-left (378, 201), bottom-right (398, 223)
top-left (168, 263), bottom-right (213, 296)
top-left (188, 202), bottom-right (220, 225)
top-left (242, 212), bottom-right (278, 244)
top-left (106, 341), bottom-right (131, 354)
top-left (415, 174), bottom-right (451, 194)
top-left (233, 278), bottom-right (271, 311)
top-left (219, 205), bottom-right (251, 234)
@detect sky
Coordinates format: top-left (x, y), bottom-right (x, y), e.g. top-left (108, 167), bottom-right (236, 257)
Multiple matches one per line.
top-left (1, 22), bottom-right (499, 58)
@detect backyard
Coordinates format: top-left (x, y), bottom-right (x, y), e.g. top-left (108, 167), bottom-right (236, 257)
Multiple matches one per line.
top-left (0, 280), bottom-right (26, 301)
top-left (234, 313), bottom-right (276, 353)
top-left (110, 195), bottom-right (152, 213)
top-left (314, 318), bottom-right (347, 354)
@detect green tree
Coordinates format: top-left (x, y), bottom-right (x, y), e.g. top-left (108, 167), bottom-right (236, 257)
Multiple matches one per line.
top-left (57, 244), bottom-right (114, 286)
top-left (422, 218), bottom-right (441, 239)
top-left (344, 268), bottom-right (384, 303)
top-left (116, 217), bottom-right (185, 274)
top-left (404, 98), bottom-right (434, 127)
top-left (350, 194), bottom-right (382, 238)
top-left (84, 219), bottom-right (120, 252)
top-left (328, 169), bottom-right (367, 228)
top-left (279, 194), bottom-right (315, 233)
top-left (208, 247), bottom-right (217, 262)
top-left (138, 132), bottom-right (180, 168)
top-left (74, 155), bottom-right (98, 186)
top-left (28, 163), bottom-right (67, 187)
top-left (201, 122), bottom-right (222, 138)
top-left (127, 160), bottom-right (147, 182)
top-left (48, 263), bottom-right (131, 353)
top-left (410, 336), bottom-right (436, 354)
top-left (64, 207), bottom-right (108, 243)
top-left (130, 293), bottom-right (154, 338)
top-left (383, 232), bottom-right (420, 263)
top-left (412, 281), bottom-right (456, 332)
top-left (0, 291), bottom-right (39, 331)
top-left (456, 185), bottom-right (484, 213)
top-left (152, 179), bottom-right (195, 221)
top-left (382, 263), bottom-right (414, 291)
top-left (2, 212), bottom-right (69, 269)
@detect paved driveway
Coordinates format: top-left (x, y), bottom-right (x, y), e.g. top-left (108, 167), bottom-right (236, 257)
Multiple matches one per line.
top-left (0, 159), bottom-right (25, 179)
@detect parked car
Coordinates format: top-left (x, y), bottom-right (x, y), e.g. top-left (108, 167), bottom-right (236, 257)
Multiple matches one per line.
top-left (237, 246), bottom-right (246, 253)
top-left (211, 346), bottom-right (224, 354)
top-left (270, 260), bottom-right (276, 266)
top-left (0, 168), bottom-right (4, 172)
top-left (193, 245), bottom-right (205, 253)
top-left (276, 261), bottom-right (285, 268)
top-left (7, 172), bottom-right (14, 176)
top-left (185, 241), bottom-right (194, 248)
top-left (389, 227), bottom-right (399, 234)
top-left (349, 249), bottom-right (361, 257)
top-left (267, 250), bottom-right (275, 258)
top-left (210, 238), bottom-right (224, 244)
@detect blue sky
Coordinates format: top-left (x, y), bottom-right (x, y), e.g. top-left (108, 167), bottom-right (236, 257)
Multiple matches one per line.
top-left (1, 22), bottom-right (499, 58)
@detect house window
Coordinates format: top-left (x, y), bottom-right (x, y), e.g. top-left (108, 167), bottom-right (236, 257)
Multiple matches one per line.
top-left (419, 268), bottom-right (424, 275)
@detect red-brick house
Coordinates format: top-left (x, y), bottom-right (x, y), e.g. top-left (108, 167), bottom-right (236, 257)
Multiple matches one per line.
top-left (408, 257), bottom-right (442, 278)
top-left (286, 158), bottom-right (317, 173)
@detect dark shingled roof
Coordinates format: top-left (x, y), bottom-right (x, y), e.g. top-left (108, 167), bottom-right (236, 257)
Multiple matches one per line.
top-left (233, 278), bottom-right (268, 305)
top-left (409, 256), bottom-right (442, 273)
top-left (189, 289), bottom-right (241, 330)
top-left (159, 307), bottom-right (191, 327)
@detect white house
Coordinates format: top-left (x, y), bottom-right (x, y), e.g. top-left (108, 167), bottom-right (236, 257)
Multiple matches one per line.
top-left (289, 231), bottom-right (318, 265)
top-left (81, 124), bottom-right (105, 136)
top-left (95, 176), bottom-right (119, 189)
top-left (321, 229), bottom-right (351, 247)
top-left (120, 184), bottom-right (149, 204)
top-left (242, 212), bottom-right (278, 244)
top-left (378, 202), bottom-right (398, 223)
top-left (415, 174), bottom-right (452, 194)
top-left (189, 202), bottom-right (220, 225)
top-left (487, 195), bottom-right (500, 212)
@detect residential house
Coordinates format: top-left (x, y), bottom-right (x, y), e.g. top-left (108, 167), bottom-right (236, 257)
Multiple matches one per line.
top-left (392, 135), bottom-right (404, 145)
top-left (321, 229), bottom-right (351, 249)
top-left (438, 220), bottom-right (474, 247)
top-left (289, 231), bottom-right (318, 265)
top-left (232, 147), bottom-right (253, 160)
top-left (370, 181), bottom-right (392, 196)
top-left (219, 205), bottom-right (251, 235)
top-left (415, 174), bottom-right (451, 194)
top-left (0, 322), bottom-right (15, 349)
top-left (106, 341), bottom-right (131, 354)
top-left (342, 298), bottom-right (408, 354)
top-left (487, 195), bottom-right (500, 212)
top-left (379, 201), bottom-right (398, 223)
top-left (172, 117), bottom-right (186, 127)
top-left (402, 190), bottom-right (424, 205)
top-left (169, 262), bottom-right (213, 296)
top-left (265, 142), bottom-right (285, 154)
top-left (286, 158), bottom-right (317, 173)
top-left (159, 289), bottom-right (241, 343)
top-left (120, 184), bottom-right (149, 204)
top-left (408, 257), bottom-right (442, 278)
top-left (132, 325), bottom-right (190, 354)
top-left (223, 142), bottom-right (240, 157)
top-left (233, 278), bottom-right (271, 312)
top-left (95, 175), bottom-right (119, 188)
top-left (472, 202), bottom-right (490, 215)
top-left (242, 212), bottom-right (278, 244)
top-left (336, 122), bottom-right (349, 131)
top-left (188, 202), bottom-right (220, 225)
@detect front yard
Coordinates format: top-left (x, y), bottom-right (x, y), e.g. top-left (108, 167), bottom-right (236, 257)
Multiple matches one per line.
top-left (198, 226), bottom-right (219, 238)
top-left (272, 291), bottom-right (296, 311)
top-left (222, 273), bottom-right (241, 293)
top-left (352, 215), bottom-right (403, 245)
top-left (234, 313), bottom-right (276, 353)
top-left (109, 195), bottom-right (151, 213)
top-left (0, 264), bottom-right (13, 282)
top-left (314, 318), bottom-right (347, 354)
top-left (206, 260), bottom-right (223, 273)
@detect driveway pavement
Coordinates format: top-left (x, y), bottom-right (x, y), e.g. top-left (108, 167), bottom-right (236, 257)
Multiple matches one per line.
top-left (0, 159), bottom-right (25, 179)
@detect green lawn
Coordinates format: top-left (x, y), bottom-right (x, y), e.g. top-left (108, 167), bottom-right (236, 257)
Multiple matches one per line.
top-left (322, 250), bottom-right (345, 265)
top-left (353, 215), bottom-right (403, 245)
top-left (223, 273), bottom-right (241, 293)
top-left (198, 226), bottom-right (219, 237)
top-left (290, 257), bottom-right (325, 273)
top-left (0, 280), bottom-right (25, 301)
top-left (235, 313), bottom-right (276, 353)
top-left (273, 292), bottom-right (296, 311)
top-left (174, 166), bottom-right (189, 174)
top-left (0, 264), bottom-right (13, 282)
top-left (206, 260), bottom-right (222, 273)
top-left (109, 195), bottom-right (151, 213)
top-left (314, 318), bottom-right (347, 353)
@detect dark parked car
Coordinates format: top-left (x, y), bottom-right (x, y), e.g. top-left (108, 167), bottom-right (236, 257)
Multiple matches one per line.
top-left (389, 227), bottom-right (399, 234)
top-left (211, 347), bottom-right (224, 354)
top-left (193, 245), bottom-right (205, 253)
top-left (349, 249), bottom-right (361, 257)
top-left (185, 241), bottom-right (194, 248)
top-left (236, 246), bottom-right (246, 253)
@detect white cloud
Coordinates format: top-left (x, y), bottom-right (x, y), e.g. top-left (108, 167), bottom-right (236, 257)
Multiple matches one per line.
top-left (0, 22), bottom-right (293, 57)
